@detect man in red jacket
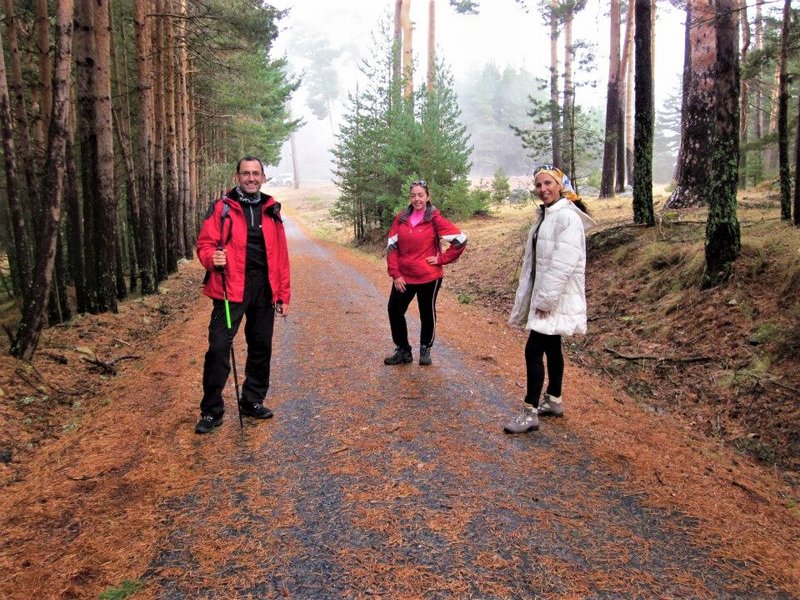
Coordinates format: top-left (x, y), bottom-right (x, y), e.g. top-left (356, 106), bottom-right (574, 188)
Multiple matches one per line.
top-left (194, 156), bottom-right (291, 434)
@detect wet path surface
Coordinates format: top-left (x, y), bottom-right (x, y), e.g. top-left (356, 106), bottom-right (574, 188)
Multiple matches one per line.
top-left (147, 218), bottom-right (792, 599)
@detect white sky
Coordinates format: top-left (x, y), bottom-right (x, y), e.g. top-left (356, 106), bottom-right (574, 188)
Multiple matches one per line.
top-left (267, 0), bottom-right (686, 177)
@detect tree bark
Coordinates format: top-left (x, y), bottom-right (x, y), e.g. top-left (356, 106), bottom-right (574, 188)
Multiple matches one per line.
top-left (0, 22), bottom-right (33, 297)
top-left (152, 0), bottom-right (168, 282)
top-left (163, 2), bottom-right (181, 270)
top-left (64, 109), bottom-right (87, 313)
top-left (616, 0), bottom-right (634, 192)
top-left (550, 0), bottom-right (561, 167)
top-left (427, 0), bottom-right (436, 92)
top-left (133, 0), bottom-right (157, 293)
top-left (3, 0), bottom-right (40, 231)
top-left (92, 0), bottom-right (119, 311)
top-left (703, 0), bottom-right (741, 289)
top-left (794, 89), bottom-right (800, 226)
top-left (35, 0), bottom-right (52, 134)
top-left (74, 0), bottom-right (100, 312)
top-left (599, 0), bottom-right (620, 198)
top-left (738, 0), bottom-right (750, 189)
top-left (12, 0), bottom-right (75, 360)
top-left (394, 0), bottom-right (403, 86)
top-left (178, 0), bottom-right (194, 259)
top-left (562, 4), bottom-right (575, 178)
top-left (625, 16), bottom-right (635, 186)
top-left (401, 0), bottom-right (413, 100)
top-left (777, 0), bottom-right (791, 221)
top-left (633, 0), bottom-right (654, 226)
top-left (665, 0), bottom-right (716, 209)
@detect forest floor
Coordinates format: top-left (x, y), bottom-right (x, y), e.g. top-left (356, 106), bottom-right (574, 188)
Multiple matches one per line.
top-left (0, 180), bottom-right (798, 598)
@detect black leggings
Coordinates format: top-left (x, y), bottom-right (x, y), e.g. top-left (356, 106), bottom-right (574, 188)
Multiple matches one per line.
top-left (524, 330), bottom-right (563, 407)
top-left (387, 278), bottom-right (442, 350)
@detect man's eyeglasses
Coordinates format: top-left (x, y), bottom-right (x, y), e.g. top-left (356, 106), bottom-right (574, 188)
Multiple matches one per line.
top-left (238, 171), bottom-right (262, 178)
top-left (410, 179), bottom-right (428, 189)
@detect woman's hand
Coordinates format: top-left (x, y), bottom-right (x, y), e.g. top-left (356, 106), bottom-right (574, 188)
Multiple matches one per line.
top-left (393, 277), bottom-right (407, 292)
top-left (535, 309), bottom-right (549, 318)
top-left (425, 255), bottom-right (439, 265)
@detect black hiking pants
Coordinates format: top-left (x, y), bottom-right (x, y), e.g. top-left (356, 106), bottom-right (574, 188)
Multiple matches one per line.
top-left (524, 330), bottom-right (563, 407)
top-left (387, 278), bottom-right (442, 350)
top-left (200, 271), bottom-right (274, 417)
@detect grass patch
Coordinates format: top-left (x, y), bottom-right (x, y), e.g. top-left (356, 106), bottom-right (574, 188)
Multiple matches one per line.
top-left (98, 579), bottom-right (144, 599)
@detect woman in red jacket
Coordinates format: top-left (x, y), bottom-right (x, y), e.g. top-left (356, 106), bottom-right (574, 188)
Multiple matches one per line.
top-left (384, 180), bottom-right (467, 366)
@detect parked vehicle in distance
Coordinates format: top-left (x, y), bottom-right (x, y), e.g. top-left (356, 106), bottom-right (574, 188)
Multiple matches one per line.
top-left (272, 172), bottom-right (294, 187)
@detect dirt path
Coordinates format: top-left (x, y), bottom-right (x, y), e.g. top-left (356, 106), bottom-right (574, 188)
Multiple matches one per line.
top-left (1, 210), bottom-right (799, 599)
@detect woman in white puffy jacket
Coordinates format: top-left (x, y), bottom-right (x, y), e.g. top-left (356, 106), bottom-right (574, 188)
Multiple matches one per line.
top-left (504, 166), bottom-right (596, 434)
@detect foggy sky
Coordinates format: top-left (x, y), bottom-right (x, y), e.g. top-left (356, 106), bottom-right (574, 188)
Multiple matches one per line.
top-left (266, 0), bottom-right (685, 181)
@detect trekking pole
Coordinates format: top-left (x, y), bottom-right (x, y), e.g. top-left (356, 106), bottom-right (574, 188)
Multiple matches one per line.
top-left (218, 250), bottom-right (244, 429)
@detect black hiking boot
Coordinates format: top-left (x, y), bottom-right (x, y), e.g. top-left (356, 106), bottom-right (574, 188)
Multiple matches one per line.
top-left (384, 346), bottom-right (413, 365)
top-left (239, 402), bottom-right (273, 419)
top-left (195, 414), bottom-right (223, 434)
top-left (419, 345), bottom-right (432, 366)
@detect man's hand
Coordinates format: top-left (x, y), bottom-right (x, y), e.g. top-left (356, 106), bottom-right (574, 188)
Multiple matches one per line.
top-left (212, 249), bottom-right (227, 269)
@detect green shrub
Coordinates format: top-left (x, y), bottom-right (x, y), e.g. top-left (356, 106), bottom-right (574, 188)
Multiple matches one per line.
top-left (490, 168), bottom-right (511, 203)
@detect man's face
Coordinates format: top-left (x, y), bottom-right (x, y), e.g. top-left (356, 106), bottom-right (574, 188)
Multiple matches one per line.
top-left (236, 160), bottom-right (265, 195)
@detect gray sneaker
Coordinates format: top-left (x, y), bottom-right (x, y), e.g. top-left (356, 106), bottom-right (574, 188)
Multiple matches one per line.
top-left (538, 394), bottom-right (564, 417)
top-left (503, 404), bottom-right (539, 434)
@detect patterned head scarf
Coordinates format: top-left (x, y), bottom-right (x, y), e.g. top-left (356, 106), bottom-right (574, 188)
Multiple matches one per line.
top-left (533, 165), bottom-right (580, 201)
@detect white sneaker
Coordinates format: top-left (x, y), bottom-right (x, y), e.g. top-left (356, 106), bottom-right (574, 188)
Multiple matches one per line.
top-left (538, 394), bottom-right (564, 417)
top-left (503, 404), bottom-right (539, 433)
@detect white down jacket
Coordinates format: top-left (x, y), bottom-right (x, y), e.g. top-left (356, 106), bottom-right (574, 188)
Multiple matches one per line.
top-left (509, 198), bottom-right (597, 336)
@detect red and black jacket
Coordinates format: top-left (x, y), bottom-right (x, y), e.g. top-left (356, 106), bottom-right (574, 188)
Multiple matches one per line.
top-left (386, 203), bottom-right (467, 284)
top-left (197, 191), bottom-right (291, 306)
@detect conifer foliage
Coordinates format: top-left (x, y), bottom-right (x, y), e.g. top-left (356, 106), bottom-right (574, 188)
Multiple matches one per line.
top-left (332, 17), bottom-right (477, 245)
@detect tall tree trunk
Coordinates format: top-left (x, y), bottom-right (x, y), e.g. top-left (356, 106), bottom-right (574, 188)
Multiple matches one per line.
top-left (549, 0), bottom-right (561, 167)
top-left (616, 0), bottom-right (635, 192)
top-left (93, 0), bottom-right (118, 311)
top-left (0, 22), bottom-right (33, 297)
top-left (599, 0), bottom-right (621, 198)
top-left (427, 0), bottom-right (435, 92)
top-left (163, 2), bottom-right (181, 270)
top-left (401, 0), bottom-right (413, 100)
top-left (74, 0), bottom-right (100, 312)
top-left (562, 5), bottom-right (575, 179)
top-left (794, 90), bottom-right (800, 226)
top-left (777, 0), bottom-right (791, 221)
top-left (65, 109), bottom-right (87, 313)
top-left (134, 0), bottom-right (156, 293)
top-left (665, 0), bottom-right (716, 209)
top-left (764, 61), bottom-right (780, 173)
top-left (754, 0), bottom-right (763, 141)
top-left (152, 1), bottom-right (168, 283)
top-left (633, 0), bottom-right (655, 226)
top-left (394, 0), bottom-right (403, 85)
top-left (703, 0), bottom-right (740, 289)
top-left (752, 0), bottom-right (764, 184)
top-left (12, 0), bottom-right (75, 360)
top-left (35, 0), bottom-right (52, 130)
top-left (4, 0), bottom-right (40, 226)
top-left (178, 0), bottom-right (193, 259)
top-left (738, 0), bottom-right (750, 189)
top-left (625, 19), bottom-right (635, 186)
